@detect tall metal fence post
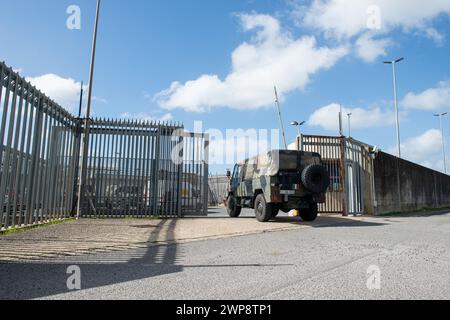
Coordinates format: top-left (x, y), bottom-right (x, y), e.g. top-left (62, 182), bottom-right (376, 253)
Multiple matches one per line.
top-left (25, 97), bottom-right (44, 225)
top-left (340, 137), bottom-right (348, 216)
top-left (203, 134), bottom-right (210, 216)
top-left (176, 128), bottom-right (184, 217)
top-left (70, 119), bottom-right (83, 216)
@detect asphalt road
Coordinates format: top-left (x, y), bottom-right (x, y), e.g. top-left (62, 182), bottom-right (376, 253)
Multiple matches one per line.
top-left (1, 209), bottom-right (450, 300)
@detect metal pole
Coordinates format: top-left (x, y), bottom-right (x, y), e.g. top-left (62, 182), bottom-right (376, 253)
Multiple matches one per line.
top-left (274, 86), bottom-right (288, 150)
top-left (441, 114), bottom-right (447, 174)
top-left (385, 58), bottom-right (404, 158)
top-left (76, 0), bottom-right (101, 219)
top-left (436, 113), bottom-right (448, 174)
top-left (392, 63), bottom-right (401, 158)
top-left (78, 81), bottom-right (84, 118)
top-left (347, 113), bottom-right (352, 138)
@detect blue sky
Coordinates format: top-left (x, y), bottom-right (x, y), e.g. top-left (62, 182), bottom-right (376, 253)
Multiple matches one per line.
top-left (1, 0), bottom-right (450, 173)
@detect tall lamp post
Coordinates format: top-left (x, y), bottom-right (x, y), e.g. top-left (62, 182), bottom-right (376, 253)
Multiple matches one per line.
top-left (291, 121), bottom-right (306, 151)
top-left (76, 0), bottom-right (101, 219)
top-left (384, 57), bottom-right (404, 158)
top-left (434, 112), bottom-right (448, 174)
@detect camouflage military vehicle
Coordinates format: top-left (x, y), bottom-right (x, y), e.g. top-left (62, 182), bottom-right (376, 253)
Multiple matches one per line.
top-left (226, 150), bottom-right (330, 222)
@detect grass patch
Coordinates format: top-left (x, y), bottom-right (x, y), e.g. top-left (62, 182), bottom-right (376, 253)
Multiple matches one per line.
top-left (379, 206), bottom-right (450, 217)
top-left (0, 218), bottom-right (77, 236)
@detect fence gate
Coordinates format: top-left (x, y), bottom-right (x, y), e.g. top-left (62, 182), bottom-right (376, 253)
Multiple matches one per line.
top-left (79, 120), bottom-right (209, 218)
top-left (344, 139), bottom-right (371, 215)
top-left (302, 135), bottom-right (346, 214)
top-left (180, 132), bottom-right (209, 216)
top-left (301, 135), bottom-right (372, 215)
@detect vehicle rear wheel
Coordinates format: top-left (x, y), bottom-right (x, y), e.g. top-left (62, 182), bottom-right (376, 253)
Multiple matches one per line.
top-left (300, 203), bottom-right (319, 222)
top-left (227, 195), bottom-right (242, 218)
top-left (254, 194), bottom-right (274, 222)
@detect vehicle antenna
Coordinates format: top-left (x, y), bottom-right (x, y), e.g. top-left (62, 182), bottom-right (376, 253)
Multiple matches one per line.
top-left (274, 86), bottom-right (288, 150)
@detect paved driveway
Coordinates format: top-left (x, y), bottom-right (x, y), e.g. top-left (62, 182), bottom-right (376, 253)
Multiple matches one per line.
top-left (0, 208), bottom-right (312, 262)
top-left (1, 209), bottom-right (450, 300)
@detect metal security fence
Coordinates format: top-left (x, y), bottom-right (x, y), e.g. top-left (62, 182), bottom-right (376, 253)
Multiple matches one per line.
top-left (0, 61), bottom-right (209, 230)
top-left (79, 121), bottom-right (209, 218)
top-left (0, 62), bottom-right (79, 229)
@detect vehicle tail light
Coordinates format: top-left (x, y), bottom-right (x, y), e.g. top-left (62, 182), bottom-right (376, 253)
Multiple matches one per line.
top-left (271, 194), bottom-right (283, 203)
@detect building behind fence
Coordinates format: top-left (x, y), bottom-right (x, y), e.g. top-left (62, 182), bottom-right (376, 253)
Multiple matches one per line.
top-left (208, 175), bottom-right (229, 206)
top-left (1, 61), bottom-right (209, 230)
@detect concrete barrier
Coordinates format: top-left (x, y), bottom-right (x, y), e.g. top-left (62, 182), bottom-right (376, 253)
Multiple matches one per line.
top-left (373, 151), bottom-right (450, 214)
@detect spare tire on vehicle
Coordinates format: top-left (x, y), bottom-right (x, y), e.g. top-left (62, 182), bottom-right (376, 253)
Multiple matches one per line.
top-left (301, 164), bottom-right (330, 194)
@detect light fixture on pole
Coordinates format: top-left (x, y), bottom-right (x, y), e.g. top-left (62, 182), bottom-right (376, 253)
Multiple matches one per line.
top-left (347, 113), bottom-right (352, 138)
top-left (384, 57), bottom-right (404, 158)
top-left (291, 121), bottom-right (306, 151)
top-left (434, 112), bottom-right (448, 174)
top-left (290, 121), bottom-right (306, 137)
top-left (76, 0), bottom-right (101, 219)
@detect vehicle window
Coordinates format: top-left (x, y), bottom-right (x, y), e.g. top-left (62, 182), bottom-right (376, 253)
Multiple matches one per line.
top-left (233, 164), bottom-right (241, 181)
top-left (278, 154), bottom-right (299, 171)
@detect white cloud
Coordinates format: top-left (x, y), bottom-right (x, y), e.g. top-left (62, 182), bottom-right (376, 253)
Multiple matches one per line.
top-left (26, 74), bottom-right (84, 112)
top-left (154, 13), bottom-right (348, 112)
top-left (402, 81), bottom-right (450, 110)
top-left (355, 33), bottom-right (392, 63)
top-left (120, 112), bottom-right (174, 122)
top-left (296, 0), bottom-right (450, 61)
top-left (301, 0), bottom-right (450, 40)
top-left (92, 96), bottom-right (109, 104)
top-left (388, 129), bottom-right (446, 172)
top-left (308, 102), bottom-right (395, 131)
top-left (422, 27), bottom-right (445, 46)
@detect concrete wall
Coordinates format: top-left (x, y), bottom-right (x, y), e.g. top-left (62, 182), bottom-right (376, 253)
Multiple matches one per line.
top-left (373, 151), bottom-right (450, 215)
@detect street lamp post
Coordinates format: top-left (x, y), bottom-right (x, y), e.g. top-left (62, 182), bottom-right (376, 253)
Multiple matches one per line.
top-left (434, 112), bottom-right (448, 174)
top-left (76, 0), bottom-right (101, 219)
top-left (291, 121), bottom-right (306, 151)
top-left (384, 58), bottom-right (404, 159)
top-left (347, 113), bottom-right (352, 138)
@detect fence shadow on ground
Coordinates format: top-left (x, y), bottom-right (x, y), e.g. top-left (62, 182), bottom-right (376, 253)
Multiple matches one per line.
top-left (0, 217), bottom-right (296, 300)
top-left (0, 219), bottom-right (183, 300)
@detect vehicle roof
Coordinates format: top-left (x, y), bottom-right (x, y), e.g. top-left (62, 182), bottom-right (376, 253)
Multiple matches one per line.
top-left (238, 150), bottom-right (321, 165)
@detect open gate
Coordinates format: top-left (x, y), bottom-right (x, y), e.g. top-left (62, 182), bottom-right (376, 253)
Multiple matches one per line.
top-left (301, 135), bottom-right (372, 216)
